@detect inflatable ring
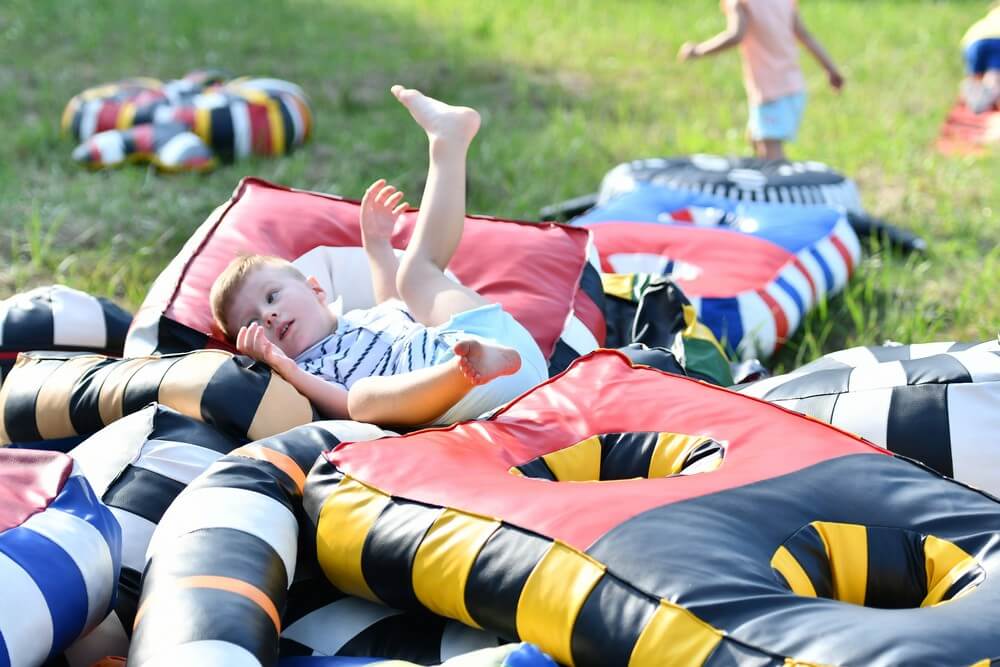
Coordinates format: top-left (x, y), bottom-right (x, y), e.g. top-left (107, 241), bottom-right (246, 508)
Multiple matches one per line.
top-left (124, 177), bottom-right (606, 377)
top-left (597, 155), bottom-right (863, 212)
top-left (306, 350), bottom-right (1000, 665)
top-left (0, 449), bottom-right (121, 667)
top-left (0, 285), bottom-right (132, 389)
top-left (739, 340), bottom-right (1000, 493)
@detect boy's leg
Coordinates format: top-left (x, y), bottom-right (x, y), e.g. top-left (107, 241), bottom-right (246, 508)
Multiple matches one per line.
top-left (391, 85), bottom-right (491, 328)
top-left (760, 140), bottom-right (786, 161)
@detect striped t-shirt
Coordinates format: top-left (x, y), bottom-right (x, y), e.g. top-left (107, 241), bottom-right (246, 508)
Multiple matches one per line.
top-left (294, 299), bottom-right (461, 390)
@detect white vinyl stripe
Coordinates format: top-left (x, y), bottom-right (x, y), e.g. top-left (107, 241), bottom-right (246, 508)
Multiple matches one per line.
top-left (907, 342), bottom-right (958, 359)
top-left (62, 610), bottom-right (130, 667)
top-left (158, 132), bottom-right (204, 166)
top-left (810, 346), bottom-right (880, 371)
top-left (736, 373), bottom-right (797, 399)
top-left (281, 93), bottom-right (305, 144)
top-left (0, 551), bottom-right (54, 667)
top-left (779, 262), bottom-right (815, 310)
top-left (796, 249), bottom-right (828, 296)
top-left (847, 361), bottom-right (908, 392)
top-left (439, 621), bottom-right (500, 660)
top-left (559, 314), bottom-right (600, 356)
top-left (121, 306), bottom-right (162, 357)
top-left (813, 238), bottom-right (849, 293)
top-left (584, 233), bottom-right (602, 272)
top-left (70, 406), bottom-right (157, 494)
top-left (947, 382), bottom-right (1000, 495)
top-left (763, 281), bottom-right (801, 334)
top-left (736, 291), bottom-right (776, 360)
top-left (830, 388), bottom-right (892, 448)
top-left (51, 286), bottom-right (107, 348)
top-left (280, 598), bottom-right (404, 656)
top-left (22, 501), bottom-right (116, 632)
top-left (231, 99), bottom-right (251, 158)
top-left (80, 102), bottom-right (100, 140)
top-left (833, 217), bottom-right (862, 264)
top-left (971, 340), bottom-right (1000, 353)
top-left (949, 351), bottom-right (1000, 382)
top-left (142, 639), bottom-right (262, 667)
top-left (110, 507), bottom-right (157, 572)
top-left (147, 486), bottom-right (298, 584)
top-left (134, 439), bottom-right (227, 484)
top-left (607, 253), bottom-right (672, 276)
top-left (91, 132), bottom-right (126, 165)
top-left (311, 420), bottom-right (397, 442)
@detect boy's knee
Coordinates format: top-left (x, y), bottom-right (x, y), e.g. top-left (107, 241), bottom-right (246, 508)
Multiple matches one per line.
top-left (395, 255), bottom-right (427, 300)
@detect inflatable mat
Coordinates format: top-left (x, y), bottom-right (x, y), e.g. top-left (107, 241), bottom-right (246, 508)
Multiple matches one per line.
top-left (0, 449), bottom-right (121, 667)
top-left (124, 177), bottom-right (605, 376)
top-left (278, 643), bottom-right (554, 667)
top-left (62, 70), bottom-right (312, 172)
top-left (573, 185), bottom-right (861, 359)
top-left (0, 285), bottom-right (132, 389)
top-left (936, 99), bottom-right (1000, 155)
top-left (305, 350), bottom-right (1000, 666)
top-left (739, 340), bottom-right (1000, 494)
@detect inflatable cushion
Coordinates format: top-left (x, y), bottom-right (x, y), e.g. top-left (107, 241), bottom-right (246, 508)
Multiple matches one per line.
top-left (0, 449), bottom-right (121, 667)
top-left (305, 350), bottom-right (1000, 666)
top-left (0, 285), bottom-right (132, 388)
top-left (124, 177), bottom-right (606, 377)
top-left (278, 643), bottom-right (555, 666)
top-left (62, 71), bottom-right (312, 172)
top-left (574, 184), bottom-right (861, 359)
top-left (739, 340), bottom-right (1000, 493)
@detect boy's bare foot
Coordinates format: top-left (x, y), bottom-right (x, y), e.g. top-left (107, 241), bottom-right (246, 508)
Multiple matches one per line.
top-left (454, 339), bottom-right (521, 386)
top-left (391, 85), bottom-right (480, 147)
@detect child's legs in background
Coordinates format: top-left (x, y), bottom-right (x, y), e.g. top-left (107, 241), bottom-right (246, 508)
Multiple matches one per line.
top-left (747, 91), bottom-right (806, 161)
top-left (963, 39), bottom-right (1000, 112)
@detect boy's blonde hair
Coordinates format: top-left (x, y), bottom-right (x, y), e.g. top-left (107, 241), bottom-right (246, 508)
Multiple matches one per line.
top-left (209, 254), bottom-right (307, 340)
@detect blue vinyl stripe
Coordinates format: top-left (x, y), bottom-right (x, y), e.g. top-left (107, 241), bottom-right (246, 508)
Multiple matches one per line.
top-left (0, 624), bottom-right (10, 667)
top-left (774, 276), bottom-right (805, 321)
top-left (0, 527), bottom-right (87, 658)
top-left (697, 297), bottom-right (743, 357)
top-left (808, 247), bottom-right (834, 294)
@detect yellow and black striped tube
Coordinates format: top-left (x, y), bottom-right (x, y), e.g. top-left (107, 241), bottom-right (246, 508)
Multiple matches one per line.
top-left (306, 465), bottom-right (732, 667)
top-left (511, 431), bottom-right (723, 481)
top-left (770, 521), bottom-right (984, 608)
top-left (128, 422), bottom-right (349, 666)
top-left (0, 351), bottom-right (315, 446)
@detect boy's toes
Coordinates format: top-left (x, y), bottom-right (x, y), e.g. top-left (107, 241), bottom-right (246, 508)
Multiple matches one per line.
top-left (454, 340), bottom-right (474, 358)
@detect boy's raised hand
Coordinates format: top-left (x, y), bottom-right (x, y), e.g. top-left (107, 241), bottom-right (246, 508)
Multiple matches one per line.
top-left (237, 322), bottom-right (296, 376)
top-left (360, 178), bottom-right (409, 248)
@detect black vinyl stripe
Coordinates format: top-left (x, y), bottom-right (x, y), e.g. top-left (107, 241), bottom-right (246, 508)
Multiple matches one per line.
top-left (547, 339), bottom-right (579, 377)
top-left (3, 357), bottom-right (66, 442)
top-left (2, 292), bottom-right (54, 348)
top-left (150, 405), bottom-right (237, 455)
top-left (69, 357), bottom-right (131, 435)
top-left (868, 345), bottom-right (912, 363)
top-left (338, 612), bottom-right (448, 663)
top-left (302, 462), bottom-right (344, 528)
top-left (121, 357), bottom-right (182, 416)
top-left (278, 97), bottom-right (296, 151)
top-left (782, 524), bottom-right (834, 599)
top-left (250, 424), bottom-right (342, 475)
top-left (863, 526), bottom-right (926, 609)
top-left (599, 431), bottom-right (659, 480)
top-left (210, 105), bottom-right (236, 163)
top-left (578, 263), bottom-right (606, 319)
top-left (901, 355), bottom-right (973, 385)
top-left (199, 356), bottom-right (268, 441)
top-left (885, 384), bottom-right (953, 478)
top-left (789, 392), bottom-right (840, 424)
top-left (515, 457), bottom-right (557, 481)
top-left (116, 566), bottom-right (143, 635)
top-left (362, 499), bottom-right (442, 611)
top-left (942, 563), bottom-right (986, 601)
top-left (569, 574), bottom-right (658, 667)
top-left (103, 465), bottom-right (187, 524)
top-left (703, 640), bottom-right (775, 667)
top-left (70, 105), bottom-right (83, 140)
top-left (188, 458), bottom-right (296, 514)
top-left (759, 368), bottom-right (852, 401)
top-left (464, 524), bottom-right (552, 640)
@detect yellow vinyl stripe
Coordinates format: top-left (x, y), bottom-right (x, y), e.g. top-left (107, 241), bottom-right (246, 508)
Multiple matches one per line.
top-left (542, 436), bottom-right (601, 482)
top-left (60, 99), bottom-right (78, 134)
top-left (507, 466), bottom-right (525, 477)
top-left (411, 510), bottom-right (500, 628)
top-left (116, 102), bottom-right (136, 130)
top-left (649, 433), bottom-right (707, 477)
top-left (315, 476), bottom-right (389, 601)
top-left (230, 444), bottom-right (306, 494)
top-left (967, 660), bottom-right (992, 667)
top-left (134, 575), bottom-right (280, 633)
top-left (194, 107), bottom-right (212, 143)
top-left (34, 355), bottom-right (107, 440)
top-left (682, 304), bottom-right (728, 359)
top-left (923, 536), bottom-right (977, 607)
top-left (600, 273), bottom-right (635, 301)
top-left (813, 522), bottom-right (868, 605)
top-left (628, 599), bottom-right (722, 667)
top-left (770, 546), bottom-right (817, 598)
top-left (516, 541), bottom-right (605, 666)
top-left (157, 351), bottom-right (229, 423)
top-left (98, 357), bottom-right (156, 426)
top-left (266, 99), bottom-right (285, 155)
top-left (247, 370), bottom-right (315, 441)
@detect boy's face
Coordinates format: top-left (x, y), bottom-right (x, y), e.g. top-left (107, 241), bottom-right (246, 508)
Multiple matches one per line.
top-left (224, 266), bottom-right (335, 359)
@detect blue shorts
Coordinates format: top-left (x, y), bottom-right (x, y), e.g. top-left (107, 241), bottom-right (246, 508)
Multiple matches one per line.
top-left (965, 39), bottom-right (1000, 75)
top-left (748, 92), bottom-right (806, 142)
top-left (429, 303), bottom-right (548, 425)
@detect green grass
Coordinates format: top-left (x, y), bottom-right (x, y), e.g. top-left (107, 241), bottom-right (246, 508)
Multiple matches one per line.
top-left (1, 0), bottom-right (997, 371)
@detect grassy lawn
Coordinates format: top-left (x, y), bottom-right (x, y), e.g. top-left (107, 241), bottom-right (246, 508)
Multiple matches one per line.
top-left (1, 0), bottom-right (997, 371)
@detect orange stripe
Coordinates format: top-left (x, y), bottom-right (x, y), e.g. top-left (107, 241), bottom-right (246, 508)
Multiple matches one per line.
top-left (134, 575), bottom-right (280, 632)
top-left (757, 288), bottom-right (789, 344)
top-left (230, 444), bottom-right (306, 494)
top-left (792, 257), bottom-right (817, 302)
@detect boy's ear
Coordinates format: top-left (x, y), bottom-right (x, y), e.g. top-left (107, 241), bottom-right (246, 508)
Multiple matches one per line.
top-left (306, 275), bottom-right (326, 301)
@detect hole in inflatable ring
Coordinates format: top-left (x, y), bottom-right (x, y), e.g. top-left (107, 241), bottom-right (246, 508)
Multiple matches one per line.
top-left (509, 431), bottom-right (725, 481)
top-left (771, 521), bottom-right (985, 609)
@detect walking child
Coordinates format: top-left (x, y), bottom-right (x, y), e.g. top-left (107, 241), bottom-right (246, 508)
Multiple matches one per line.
top-left (210, 85), bottom-right (548, 427)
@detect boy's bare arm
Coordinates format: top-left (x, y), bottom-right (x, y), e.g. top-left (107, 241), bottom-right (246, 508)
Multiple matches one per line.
top-left (679, 1), bottom-right (747, 60)
top-left (793, 11), bottom-right (844, 90)
top-left (360, 179), bottom-right (408, 304)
